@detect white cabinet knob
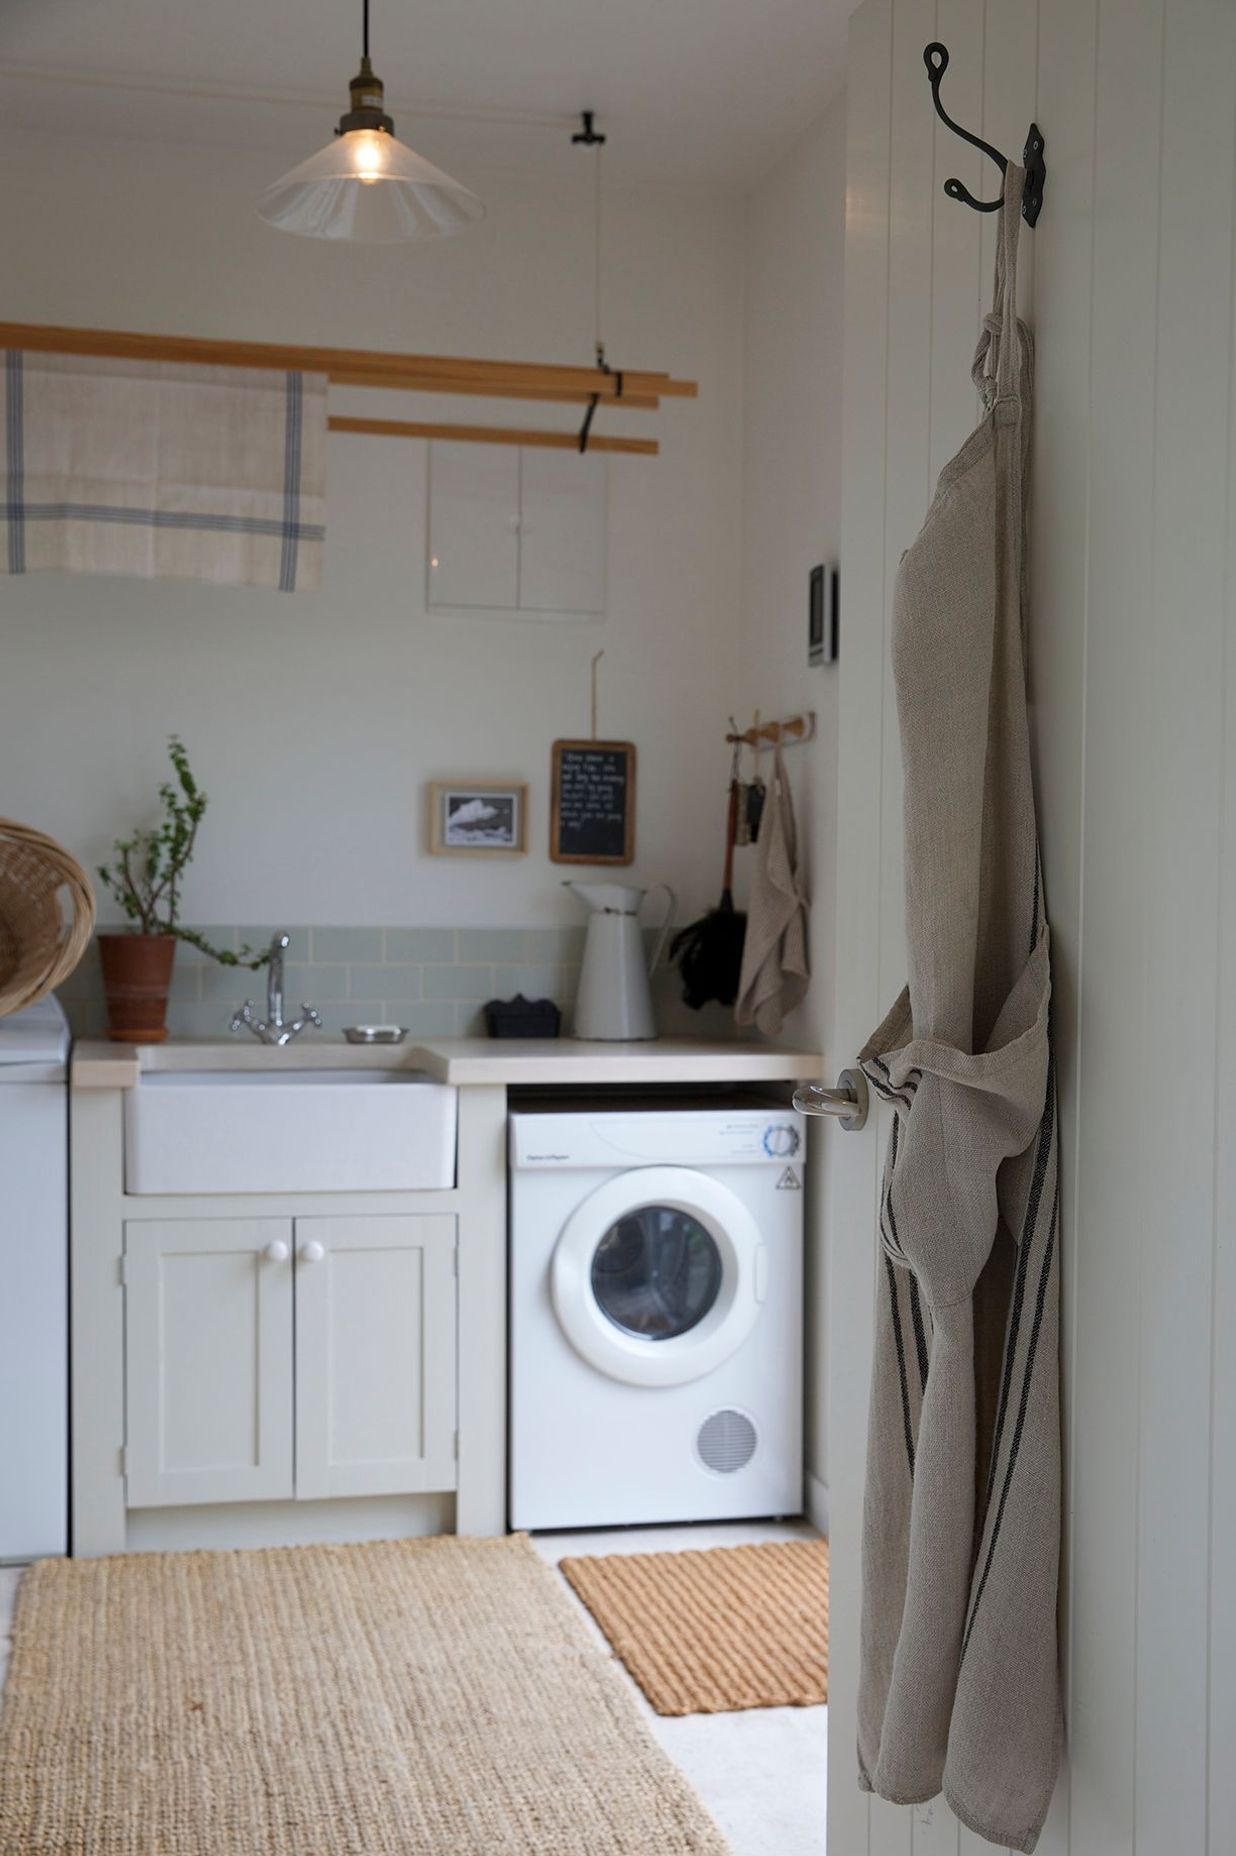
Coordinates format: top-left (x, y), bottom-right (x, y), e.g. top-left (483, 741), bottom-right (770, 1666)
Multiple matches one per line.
top-left (263, 1239), bottom-right (290, 1263)
top-left (300, 1240), bottom-right (326, 1264)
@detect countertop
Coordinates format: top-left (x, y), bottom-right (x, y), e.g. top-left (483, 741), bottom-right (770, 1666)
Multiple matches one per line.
top-left (71, 1035), bottom-right (826, 1090)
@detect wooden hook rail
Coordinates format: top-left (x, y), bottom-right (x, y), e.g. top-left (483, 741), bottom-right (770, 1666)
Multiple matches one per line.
top-left (0, 322), bottom-right (696, 459)
top-left (725, 711), bottom-right (816, 751)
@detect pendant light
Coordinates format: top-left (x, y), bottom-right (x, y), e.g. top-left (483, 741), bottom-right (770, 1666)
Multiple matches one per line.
top-left (258, 0), bottom-right (483, 243)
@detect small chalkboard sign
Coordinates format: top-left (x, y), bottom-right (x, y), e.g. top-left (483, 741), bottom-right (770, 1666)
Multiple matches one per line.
top-left (550, 739), bottom-right (636, 866)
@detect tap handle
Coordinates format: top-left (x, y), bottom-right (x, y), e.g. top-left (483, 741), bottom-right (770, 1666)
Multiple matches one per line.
top-left (302, 1005), bottom-right (323, 1028)
top-left (230, 1002), bottom-right (255, 1033)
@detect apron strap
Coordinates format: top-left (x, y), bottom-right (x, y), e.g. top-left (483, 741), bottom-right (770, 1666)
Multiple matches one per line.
top-left (973, 163), bottom-right (1026, 409)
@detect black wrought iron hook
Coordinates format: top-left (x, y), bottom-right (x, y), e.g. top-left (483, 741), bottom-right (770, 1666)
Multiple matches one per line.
top-left (923, 43), bottom-right (1045, 227)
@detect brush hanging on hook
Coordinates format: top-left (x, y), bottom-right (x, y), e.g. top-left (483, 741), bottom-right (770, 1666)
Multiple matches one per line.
top-left (746, 739), bottom-right (767, 843)
top-left (730, 717), bottom-right (752, 847)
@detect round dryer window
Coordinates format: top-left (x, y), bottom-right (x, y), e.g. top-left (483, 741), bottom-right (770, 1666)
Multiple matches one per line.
top-left (551, 1166), bottom-right (765, 1389)
top-left (590, 1206), bottom-right (723, 1341)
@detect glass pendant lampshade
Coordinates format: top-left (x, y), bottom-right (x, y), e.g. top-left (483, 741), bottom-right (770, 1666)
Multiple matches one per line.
top-left (258, 35), bottom-right (483, 243)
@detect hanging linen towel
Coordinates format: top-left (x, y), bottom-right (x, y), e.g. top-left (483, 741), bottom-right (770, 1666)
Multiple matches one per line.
top-left (734, 745), bottom-right (808, 1036)
top-left (855, 170), bottom-right (1060, 1852)
top-left (0, 353), bottom-right (327, 591)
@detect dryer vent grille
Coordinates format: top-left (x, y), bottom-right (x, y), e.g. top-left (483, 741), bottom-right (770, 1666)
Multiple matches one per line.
top-left (697, 1408), bottom-right (758, 1474)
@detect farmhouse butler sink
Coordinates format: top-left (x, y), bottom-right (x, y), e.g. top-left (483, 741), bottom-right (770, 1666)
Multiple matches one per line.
top-left (124, 1070), bottom-right (457, 1195)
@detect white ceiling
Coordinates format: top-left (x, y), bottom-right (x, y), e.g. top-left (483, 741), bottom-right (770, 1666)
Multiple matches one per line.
top-left (0, 0), bottom-right (850, 187)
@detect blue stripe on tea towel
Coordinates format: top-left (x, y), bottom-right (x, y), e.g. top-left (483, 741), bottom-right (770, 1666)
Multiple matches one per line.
top-left (13, 502), bottom-right (325, 542)
top-left (280, 370), bottom-right (303, 593)
top-left (5, 352), bottom-right (25, 573)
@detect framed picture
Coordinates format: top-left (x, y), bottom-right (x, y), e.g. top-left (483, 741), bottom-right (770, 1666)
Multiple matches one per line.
top-left (809, 562), bottom-right (839, 666)
top-left (428, 781), bottom-right (528, 857)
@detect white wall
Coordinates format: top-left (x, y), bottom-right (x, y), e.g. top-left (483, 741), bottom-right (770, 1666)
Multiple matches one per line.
top-left (832, 2), bottom-right (1236, 1854)
top-left (738, 96), bottom-right (847, 1497)
top-left (0, 123), bottom-right (745, 930)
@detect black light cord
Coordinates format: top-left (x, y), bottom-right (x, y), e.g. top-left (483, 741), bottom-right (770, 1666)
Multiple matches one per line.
top-left (363, 0), bottom-right (370, 61)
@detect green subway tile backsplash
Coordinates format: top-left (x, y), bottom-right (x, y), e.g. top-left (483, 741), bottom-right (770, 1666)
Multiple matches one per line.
top-left (383, 928), bottom-right (456, 963)
top-left (456, 928), bottom-right (527, 964)
top-left (423, 964), bottom-right (496, 1002)
top-left (348, 964), bottom-right (423, 1001)
top-left (525, 926), bottom-right (587, 964)
top-left (57, 925), bottom-right (588, 1040)
top-left (311, 926), bottom-right (384, 963)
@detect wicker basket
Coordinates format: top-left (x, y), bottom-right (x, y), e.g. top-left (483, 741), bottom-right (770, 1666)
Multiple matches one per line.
top-left (0, 819), bottom-right (96, 1018)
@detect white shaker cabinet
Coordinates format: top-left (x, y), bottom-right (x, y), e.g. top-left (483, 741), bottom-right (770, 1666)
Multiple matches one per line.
top-left (73, 1076), bottom-right (510, 1555)
top-left (517, 448), bottom-right (607, 615)
top-left (122, 1214), bottom-right (457, 1513)
top-left (124, 1218), bottom-right (295, 1509)
top-left (294, 1215), bottom-right (457, 1500)
top-left (427, 441), bottom-right (607, 617)
top-left (426, 442), bottom-right (520, 609)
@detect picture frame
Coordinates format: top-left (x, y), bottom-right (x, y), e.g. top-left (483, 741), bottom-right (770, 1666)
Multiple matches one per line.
top-left (428, 781), bottom-right (529, 857)
top-left (809, 562), bottom-right (839, 666)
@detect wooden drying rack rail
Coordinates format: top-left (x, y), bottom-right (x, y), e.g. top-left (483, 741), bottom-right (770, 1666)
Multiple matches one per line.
top-left (0, 322), bottom-right (697, 458)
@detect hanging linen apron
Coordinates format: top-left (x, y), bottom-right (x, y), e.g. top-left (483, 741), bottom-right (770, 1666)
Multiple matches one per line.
top-left (856, 168), bottom-right (1061, 1853)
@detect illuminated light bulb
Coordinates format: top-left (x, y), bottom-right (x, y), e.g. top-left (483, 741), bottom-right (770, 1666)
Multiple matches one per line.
top-left (258, 40), bottom-right (482, 242)
top-left (347, 130), bottom-right (388, 184)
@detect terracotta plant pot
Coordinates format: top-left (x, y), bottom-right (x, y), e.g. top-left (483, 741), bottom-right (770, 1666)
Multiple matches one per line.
top-left (98, 932), bottom-right (177, 1043)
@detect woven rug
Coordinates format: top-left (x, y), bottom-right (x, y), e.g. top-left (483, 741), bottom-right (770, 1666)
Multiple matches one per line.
top-left (559, 1537), bottom-right (829, 1717)
top-left (0, 1534), bottom-right (729, 1856)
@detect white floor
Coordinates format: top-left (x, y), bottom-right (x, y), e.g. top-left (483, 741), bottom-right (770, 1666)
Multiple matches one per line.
top-left (533, 1519), bottom-right (827, 1856)
top-left (0, 1519), bottom-right (826, 1856)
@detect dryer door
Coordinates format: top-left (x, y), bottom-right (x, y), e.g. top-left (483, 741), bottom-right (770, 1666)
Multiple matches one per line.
top-left (550, 1165), bottom-right (765, 1388)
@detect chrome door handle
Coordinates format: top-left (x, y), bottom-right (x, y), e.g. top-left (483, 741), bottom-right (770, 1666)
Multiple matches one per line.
top-left (792, 1068), bottom-right (869, 1132)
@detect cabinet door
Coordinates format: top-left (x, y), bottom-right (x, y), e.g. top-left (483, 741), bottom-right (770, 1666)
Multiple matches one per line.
top-left (517, 448), bottom-right (607, 615)
top-left (124, 1219), bottom-right (294, 1509)
top-left (427, 441), bottom-right (520, 609)
top-left (294, 1215), bottom-right (457, 1500)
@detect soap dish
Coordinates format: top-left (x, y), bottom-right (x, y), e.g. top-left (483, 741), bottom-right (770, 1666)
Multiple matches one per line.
top-left (343, 1024), bottom-right (408, 1045)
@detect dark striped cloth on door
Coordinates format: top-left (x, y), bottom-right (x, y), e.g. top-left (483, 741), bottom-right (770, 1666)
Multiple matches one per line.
top-left (855, 167), bottom-right (1061, 1854)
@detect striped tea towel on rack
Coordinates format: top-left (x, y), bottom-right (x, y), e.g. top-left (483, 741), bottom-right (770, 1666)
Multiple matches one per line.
top-left (0, 352), bottom-right (327, 591)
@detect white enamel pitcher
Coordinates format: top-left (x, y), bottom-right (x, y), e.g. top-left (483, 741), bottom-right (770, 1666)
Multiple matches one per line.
top-left (564, 881), bottom-right (676, 1041)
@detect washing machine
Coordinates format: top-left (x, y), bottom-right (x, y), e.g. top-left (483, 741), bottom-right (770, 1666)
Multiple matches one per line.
top-left (509, 1099), bottom-right (804, 1530)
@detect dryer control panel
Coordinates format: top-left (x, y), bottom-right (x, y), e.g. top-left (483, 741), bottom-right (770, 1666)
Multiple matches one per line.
top-left (511, 1108), bottom-right (803, 1169)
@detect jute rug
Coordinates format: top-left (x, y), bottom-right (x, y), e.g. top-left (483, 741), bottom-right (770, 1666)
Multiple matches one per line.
top-left (0, 1534), bottom-right (729, 1855)
top-left (559, 1537), bottom-right (829, 1717)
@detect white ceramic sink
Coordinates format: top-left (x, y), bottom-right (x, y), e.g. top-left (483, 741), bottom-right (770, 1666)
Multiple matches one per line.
top-left (125, 1069), bottom-right (457, 1195)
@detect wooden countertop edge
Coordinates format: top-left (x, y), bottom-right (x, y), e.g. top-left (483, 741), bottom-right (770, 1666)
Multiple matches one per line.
top-left (70, 1038), bottom-right (826, 1091)
top-left (71, 1047), bottom-right (141, 1089)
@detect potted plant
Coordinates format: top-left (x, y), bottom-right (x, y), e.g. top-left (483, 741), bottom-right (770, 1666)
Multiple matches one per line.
top-left (96, 736), bottom-right (266, 1042)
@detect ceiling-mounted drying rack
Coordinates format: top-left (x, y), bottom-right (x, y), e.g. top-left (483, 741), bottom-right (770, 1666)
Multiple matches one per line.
top-left (924, 43), bottom-right (1046, 226)
top-left (725, 712), bottom-right (816, 753)
top-left (0, 321), bottom-right (697, 459)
